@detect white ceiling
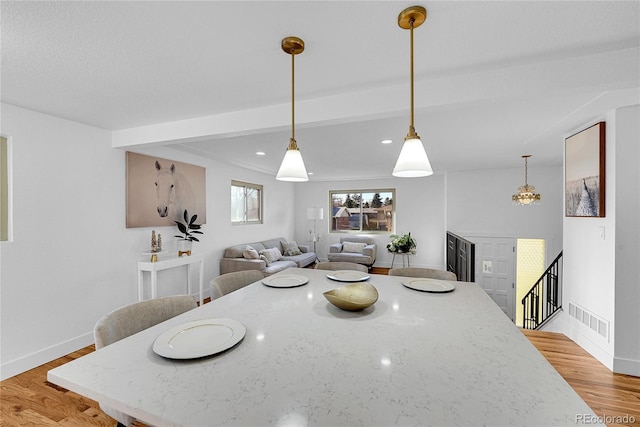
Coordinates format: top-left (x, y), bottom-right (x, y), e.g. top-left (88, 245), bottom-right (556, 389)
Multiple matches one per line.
top-left (2, 1), bottom-right (639, 180)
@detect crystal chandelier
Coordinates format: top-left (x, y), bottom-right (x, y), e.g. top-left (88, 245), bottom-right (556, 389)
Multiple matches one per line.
top-left (512, 155), bottom-right (541, 205)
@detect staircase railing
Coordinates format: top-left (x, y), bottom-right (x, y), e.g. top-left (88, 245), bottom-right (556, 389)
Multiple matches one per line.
top-left (522, 251), bottom-right (563, 330)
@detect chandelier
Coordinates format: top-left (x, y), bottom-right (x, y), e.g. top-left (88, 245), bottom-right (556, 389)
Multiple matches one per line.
top-left (512, 155), bottom-right (541, 205)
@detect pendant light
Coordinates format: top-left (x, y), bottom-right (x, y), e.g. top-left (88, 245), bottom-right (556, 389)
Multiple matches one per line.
top-left (276, 36), bottom-right (308, 182)
top-left (393, 6), bottom-right (433, 178)
top-left (512, 155), bottom-right (541, 205)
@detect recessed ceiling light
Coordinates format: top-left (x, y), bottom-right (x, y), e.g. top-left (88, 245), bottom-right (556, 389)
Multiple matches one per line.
top-left (256, 151), bottom-right (266, 156)
top-left (308, 172), bottom-right (314, 175)
top-left (381, 139), bottom-right (393, 144)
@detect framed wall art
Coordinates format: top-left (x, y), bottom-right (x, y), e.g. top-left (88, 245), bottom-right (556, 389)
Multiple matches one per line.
top-left (564, 122), bottom-right (605, 217)
top-left (126, 151), bottom-right (206, 228)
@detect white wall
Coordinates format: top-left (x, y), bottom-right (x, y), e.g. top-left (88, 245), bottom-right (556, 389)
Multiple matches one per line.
top-left (561, 106), bottom-right (640, 376)
top-left (293, 175), bottom-right (446, 269)
top-left (0, 104), bottom-right (296, 380)
top-left (613, 105), bottom-right (640, 375)
top-left (446, 165), bottom-right (564, 260)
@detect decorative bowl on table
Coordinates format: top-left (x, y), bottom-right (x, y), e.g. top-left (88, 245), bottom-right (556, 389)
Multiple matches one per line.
top-left (323, 282), bottom-right (379, 311)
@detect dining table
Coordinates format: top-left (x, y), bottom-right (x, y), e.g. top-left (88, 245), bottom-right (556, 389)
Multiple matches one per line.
top-left (48, 267), bottom-right (601, 426)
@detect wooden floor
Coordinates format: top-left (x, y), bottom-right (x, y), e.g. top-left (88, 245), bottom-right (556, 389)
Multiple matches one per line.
top-left (2, 281), bottom-right (639, 426)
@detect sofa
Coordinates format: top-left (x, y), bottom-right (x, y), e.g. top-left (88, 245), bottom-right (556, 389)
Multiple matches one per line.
top-left (327, 236), bottom-right (377, 267)
top-left (220, 237), bottom-right (316, 276)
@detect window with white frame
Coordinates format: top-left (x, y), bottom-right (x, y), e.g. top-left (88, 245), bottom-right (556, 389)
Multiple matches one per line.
top-left (330, 189), bottom-right (394, 233)
top-left (231, 180), bottom-right (263, 224)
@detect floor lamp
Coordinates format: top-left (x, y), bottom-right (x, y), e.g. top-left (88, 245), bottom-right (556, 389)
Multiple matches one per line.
top-left (306, 207), bottom-right (324, 257)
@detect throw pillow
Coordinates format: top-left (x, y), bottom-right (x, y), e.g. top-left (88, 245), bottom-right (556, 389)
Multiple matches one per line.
top-left (243, 245), bottom-right (260, 259)
top-left (342, 241), bottom-right (367, 254)
top-left (259, 247), bottom-right (283, 264)
top-left (282, 241), bottom-right (302, 256)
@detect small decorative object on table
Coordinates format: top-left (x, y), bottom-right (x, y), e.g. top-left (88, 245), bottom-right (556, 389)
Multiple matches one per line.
top-left (386, 232), bottom-right (416, 254)
top-left (175, 209), bottom-right (203, 257)
top-left (146, 230), bottom-right (164, 262)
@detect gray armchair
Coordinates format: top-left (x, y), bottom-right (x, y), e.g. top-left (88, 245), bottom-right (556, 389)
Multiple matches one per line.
top-left (327, 236), bottom-right (376, 267)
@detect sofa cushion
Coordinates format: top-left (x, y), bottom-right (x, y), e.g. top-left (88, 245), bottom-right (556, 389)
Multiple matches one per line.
top-left (342, 241), bottom-right (366, 253)
top-left (225, 242), bottom-right (265, 258)
top-left (243, 245), bottom-right (260, 259)
top-left (259, 247), bottom-right (282, 264)
top-left (282, 241), bottom-right (302, 256)
top-left (262, 260), bottom-right (297, 276)
top-left (282, 252), bottom-right (317, 268)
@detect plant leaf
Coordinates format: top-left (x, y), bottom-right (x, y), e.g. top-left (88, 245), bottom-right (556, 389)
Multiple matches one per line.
top-left (189, 214), bottom-right (198, 225)
top-left (183, 209), bottom-right (189, 223)
top-left (190, 236), bottom-right (200, 242)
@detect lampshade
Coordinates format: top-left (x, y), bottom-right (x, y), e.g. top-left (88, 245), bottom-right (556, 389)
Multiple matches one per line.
top-left (512, 155), bottom-right (541, 205)
top-left (306, 207), bottom-right (324, 220)
top-left (277, 140), bottom-right (308, 181)
top-left (276, 36), bottom-right (308, 182)
top-left (392, 6), bottom-right (433, 178)
top-left (393, 135), bottom-right (433, 177)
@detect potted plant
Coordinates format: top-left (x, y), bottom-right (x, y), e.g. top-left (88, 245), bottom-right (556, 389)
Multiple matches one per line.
top-left (174, 209), bottom-right (203, 256)
top-left (387, 232), bottom-right (416, 254)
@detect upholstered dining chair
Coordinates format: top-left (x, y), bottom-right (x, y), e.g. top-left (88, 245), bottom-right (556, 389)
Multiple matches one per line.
top-left (210, 270), bottom-right (264, 299)
top-left (388, 267), bottom-right (457, 281)
top-left (314, 261), bottom-right (369, 273)
top-left (94, 295), bottom-right (198, 427)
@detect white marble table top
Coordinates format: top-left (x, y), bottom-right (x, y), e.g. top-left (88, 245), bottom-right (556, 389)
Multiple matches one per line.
top-left (48, 268), bottom-right (599, 426)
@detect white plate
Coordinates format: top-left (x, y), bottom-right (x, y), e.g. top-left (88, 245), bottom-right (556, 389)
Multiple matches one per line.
top-left (153, 318), bottom-right (246, 359)
top-left (262, 274), bottom-right (309, 288)
top-left (326, 270), bottom-right (370, 282)
top-left (402, 278), bottom-right (455, 293)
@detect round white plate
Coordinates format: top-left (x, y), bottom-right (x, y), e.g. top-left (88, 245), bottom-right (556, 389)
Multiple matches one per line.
top-left (262, 274), bottom-right (309, 288)
top-left (153, 318), bottom-right (246, 359)
top-left (326, 270), bottom-right (370, 282)
top-left (402, 278), bottom-right (455, 293)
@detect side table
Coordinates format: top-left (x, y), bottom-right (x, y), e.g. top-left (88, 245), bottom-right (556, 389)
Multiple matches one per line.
top-left (389, 251), bottom-right (415, 269)
top-left (137, 253), bottom-right (204, 305)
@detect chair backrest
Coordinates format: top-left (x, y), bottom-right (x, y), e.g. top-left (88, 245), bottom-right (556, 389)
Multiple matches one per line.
top-left (94, 295), bottom-right (197, 349)
top-left (211, 270), bottom-right (264, 299)
top-left (340, 236), bottom-right (374, 245)
top-left (388, 267), bottom-right (457, 281)
top-left (315, 261), bottom-right (368, 272)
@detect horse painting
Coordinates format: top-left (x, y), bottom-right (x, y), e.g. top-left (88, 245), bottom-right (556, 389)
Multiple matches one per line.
top-left (155, 160), bottom-right (196, 223)
top-left (126, 151), bottom-right (206, 228)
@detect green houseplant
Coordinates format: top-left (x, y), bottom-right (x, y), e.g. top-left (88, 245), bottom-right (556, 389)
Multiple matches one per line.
top-left (174, 210), bottom-right (203, 255)
top-left (387, 232), bottom-right (416, 253)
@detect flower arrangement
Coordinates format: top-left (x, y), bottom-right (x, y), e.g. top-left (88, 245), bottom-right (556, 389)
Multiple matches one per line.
top-left (386, 232), bottom-right (416, 253)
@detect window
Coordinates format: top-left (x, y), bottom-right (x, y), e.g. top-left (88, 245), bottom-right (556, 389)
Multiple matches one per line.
top-left (231, 180), bottom-right (263, 224)
top-left (330, 189), bottom-right (394, 233)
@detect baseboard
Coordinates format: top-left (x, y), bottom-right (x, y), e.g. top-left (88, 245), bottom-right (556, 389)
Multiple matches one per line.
top-left (564, 324), bottom-right (614, 371)
top-left (613, 356), bottom-right (640, 377)
top-left (0, 332), bottom-right (94, 381)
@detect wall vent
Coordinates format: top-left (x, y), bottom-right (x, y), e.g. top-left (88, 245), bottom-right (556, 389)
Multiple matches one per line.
top-left (567, 301), bottom-right (608, 340)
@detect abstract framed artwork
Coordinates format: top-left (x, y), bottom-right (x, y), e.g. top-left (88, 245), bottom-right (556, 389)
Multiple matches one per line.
top-left (565, 122), bottom-right (605, 217)
top-left (126, 151), bottom-right (206, 228)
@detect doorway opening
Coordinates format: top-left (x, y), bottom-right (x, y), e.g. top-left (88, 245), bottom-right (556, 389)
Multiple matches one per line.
top-left (515, 239), bottom-right (546, 327)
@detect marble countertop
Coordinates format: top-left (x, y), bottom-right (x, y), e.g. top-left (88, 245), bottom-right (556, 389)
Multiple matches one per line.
top-left (48, 268), bottom-right (600, 426)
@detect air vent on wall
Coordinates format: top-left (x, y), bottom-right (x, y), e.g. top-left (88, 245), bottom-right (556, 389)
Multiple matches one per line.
top-left (567, 301), bottom-right (608, 340)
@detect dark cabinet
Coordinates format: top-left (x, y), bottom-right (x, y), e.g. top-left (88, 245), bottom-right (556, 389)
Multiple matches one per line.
top-left (446, 232), bottom-right (475, 282)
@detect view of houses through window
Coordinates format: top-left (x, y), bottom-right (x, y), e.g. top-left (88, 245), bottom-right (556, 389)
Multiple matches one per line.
top-left (231, 180), bottom-right (262, 224)
top-left (330, 189), bottom-right (394, 233)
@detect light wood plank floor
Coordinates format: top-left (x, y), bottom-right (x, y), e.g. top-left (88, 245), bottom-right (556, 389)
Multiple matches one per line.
top-left (2, 284), bottom-right (638, 426)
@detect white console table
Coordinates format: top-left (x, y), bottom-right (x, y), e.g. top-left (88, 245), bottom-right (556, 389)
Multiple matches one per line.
top-left (137, 253), bottom-right (204, 305)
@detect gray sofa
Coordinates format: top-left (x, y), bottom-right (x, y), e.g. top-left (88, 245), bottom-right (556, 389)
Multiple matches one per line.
top-left (220, 237), bottom-right (316, 276)
top-left (327, 236), bottom-right (377, 267)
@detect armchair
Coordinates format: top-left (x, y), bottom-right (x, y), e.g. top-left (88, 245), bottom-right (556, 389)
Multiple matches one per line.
top-left (327, 236), bottom-right (376, 267)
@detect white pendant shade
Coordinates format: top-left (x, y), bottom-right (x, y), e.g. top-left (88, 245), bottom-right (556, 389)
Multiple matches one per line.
top-left (276, 148), bottom-right (308, 182)
top-left (392, 137), bottom-right (433, 177)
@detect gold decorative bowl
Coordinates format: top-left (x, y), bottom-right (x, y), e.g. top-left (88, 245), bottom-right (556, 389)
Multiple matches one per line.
top-left (323, 282), bottom-right (379, 311)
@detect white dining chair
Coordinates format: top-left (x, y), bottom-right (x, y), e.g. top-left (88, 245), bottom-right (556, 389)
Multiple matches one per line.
top-left (388, 267), bottom-right (457, 281)
top-left (210, 270), bottom-right (264, 299)
top-left (94, 295), bottom-right (197, 427)
top-left (314, 261), bottom-right (369, 272)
